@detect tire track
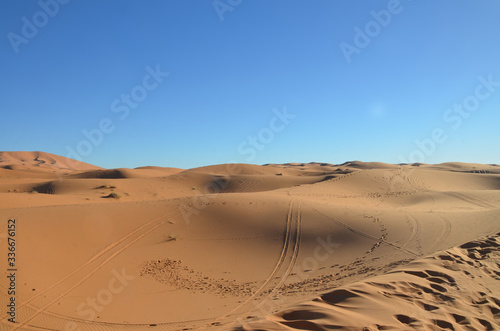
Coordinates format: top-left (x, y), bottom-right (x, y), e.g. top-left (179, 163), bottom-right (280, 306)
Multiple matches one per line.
top-left (200, 200), bottom-right (304, 330)
top-left (1, 206), bottom-right (183, 323)
top-left (427, 213), bottom-right (452, 253)
top-left (444, 191), bottom-right (497, 209)
top-left (251, 201), bottom-right (302, 313)
top-left (5, 200), bottom-right (297, 331)
top-left (313, 208), bottom-right (419, 258)
top-left (11, 215), bottom-right (174, 330)
top-left (401, 213), bottom-right (423, 255)
top-left (196, 200), bottom-right (296, 330)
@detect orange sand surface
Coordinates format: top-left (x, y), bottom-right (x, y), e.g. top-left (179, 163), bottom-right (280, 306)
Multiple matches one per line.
top-left (0, 152), bottom-right (499, 330)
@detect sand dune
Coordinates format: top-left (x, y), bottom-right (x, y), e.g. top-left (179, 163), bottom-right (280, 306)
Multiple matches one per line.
top-left (0, 151), bottom-right (103, 172)
top-left (71, 167), bottom-right (184, 179)
top-left (0, 153), bottom-right (499, 330)
top-left (239, 232), bottom-right (500, 330)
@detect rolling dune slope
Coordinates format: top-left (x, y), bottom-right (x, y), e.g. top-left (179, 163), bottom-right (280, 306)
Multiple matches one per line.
top-left (239, 232), bottom-right (500, 330)
top-left (0, 153), bottom-right (499, 331)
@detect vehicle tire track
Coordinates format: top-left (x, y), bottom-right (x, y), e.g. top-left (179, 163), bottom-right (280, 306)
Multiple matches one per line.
top-left (6, 200), bottom-right (296, 331)
top-left (1, 206), bottom-right (183, 323)
top-left (196, 199), bottom-right (296, 330)
top-left (252, 200), bottom-right (302, 312)
top-left (313, 208), bottom-right (419, 258)
top-left (11, 217), bottom-right (172, 330)
top-left (445, 191), bottom-right (498, 209)
top-left (401, 213), bottom-right (423, 255)
top-left (427, 213), bottom-right (452, 253)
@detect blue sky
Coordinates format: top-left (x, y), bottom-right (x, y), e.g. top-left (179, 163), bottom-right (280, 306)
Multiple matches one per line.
top-left (1, 0), bottom-right (499, 169)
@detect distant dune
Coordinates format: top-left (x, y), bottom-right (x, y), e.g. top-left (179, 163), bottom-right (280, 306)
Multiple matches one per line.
top-left (69, 167), bottom-right (184, 179)
top-left (0, 152), bottom-right (499, 330)
top-left (0, 151), bottom-right (103, 172)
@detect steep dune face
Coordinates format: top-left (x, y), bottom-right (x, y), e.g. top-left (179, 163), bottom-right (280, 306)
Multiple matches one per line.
top-left (0, 154), bottom-right (499, 331)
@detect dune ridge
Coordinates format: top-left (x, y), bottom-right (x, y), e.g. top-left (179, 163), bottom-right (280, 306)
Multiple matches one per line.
top-left (0, 151), bottom-right (103, 172)
top-left (0, 152), bottom-right (499, 330)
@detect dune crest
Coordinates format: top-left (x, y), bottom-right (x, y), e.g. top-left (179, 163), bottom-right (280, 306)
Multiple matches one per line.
top-left (0, 152), bottom-right (499, 330)
top-left (0, 151), bottom-right (103, 172)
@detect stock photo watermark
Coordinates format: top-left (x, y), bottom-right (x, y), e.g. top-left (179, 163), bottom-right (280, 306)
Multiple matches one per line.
top-left (179, 106), bottom-right (296, 224)
top-left (399, 74), bottom-right (499, 165)
top-left (234, 234), bottom-right (341, 328)
top-left (385, 74), bottom-right (499, 191)
top-left (64, 64), bottom-right (168, 166)
top-left (6, 219), bottom-right (17, 324)
top-left (7, 0), bottom-right (71, 54)
top-left (237, 107), bottom-right (297, 162)
top-left (290, 235), bottom-right (341, 283)
top-left (63, 268), bottom-right (135, 330)
top-left (213, 0), bottom-right (243, 21)
top-left (340, 0), bottom-right (405, 64)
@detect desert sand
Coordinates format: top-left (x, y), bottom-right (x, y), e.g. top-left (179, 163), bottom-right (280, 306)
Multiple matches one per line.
top-left (0, 151), bottom-right (499, 330)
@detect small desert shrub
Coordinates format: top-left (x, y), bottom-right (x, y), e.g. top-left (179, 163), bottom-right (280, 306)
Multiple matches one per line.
top-left (166, 234), bottom-right (177, 241)
top-left (104, 192), bottom-right (121, 199)
top-left (98, 184), bottom-right (117, 189)
top-left (30, 189), bottom-right (38, 194)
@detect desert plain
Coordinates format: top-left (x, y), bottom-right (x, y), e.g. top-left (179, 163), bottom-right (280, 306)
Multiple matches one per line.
top-left (0, 151), bottom-right (499, 330)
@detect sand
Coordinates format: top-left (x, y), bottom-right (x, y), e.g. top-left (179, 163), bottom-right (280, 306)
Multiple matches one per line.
top-left (0, 152), bottom-right (499, 330)
top-left (240, 233), bottom-right (500, 330)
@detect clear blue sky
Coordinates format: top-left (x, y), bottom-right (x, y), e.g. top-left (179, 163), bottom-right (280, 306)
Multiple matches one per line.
top-left (1, 0), bottom-right (499, 169)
